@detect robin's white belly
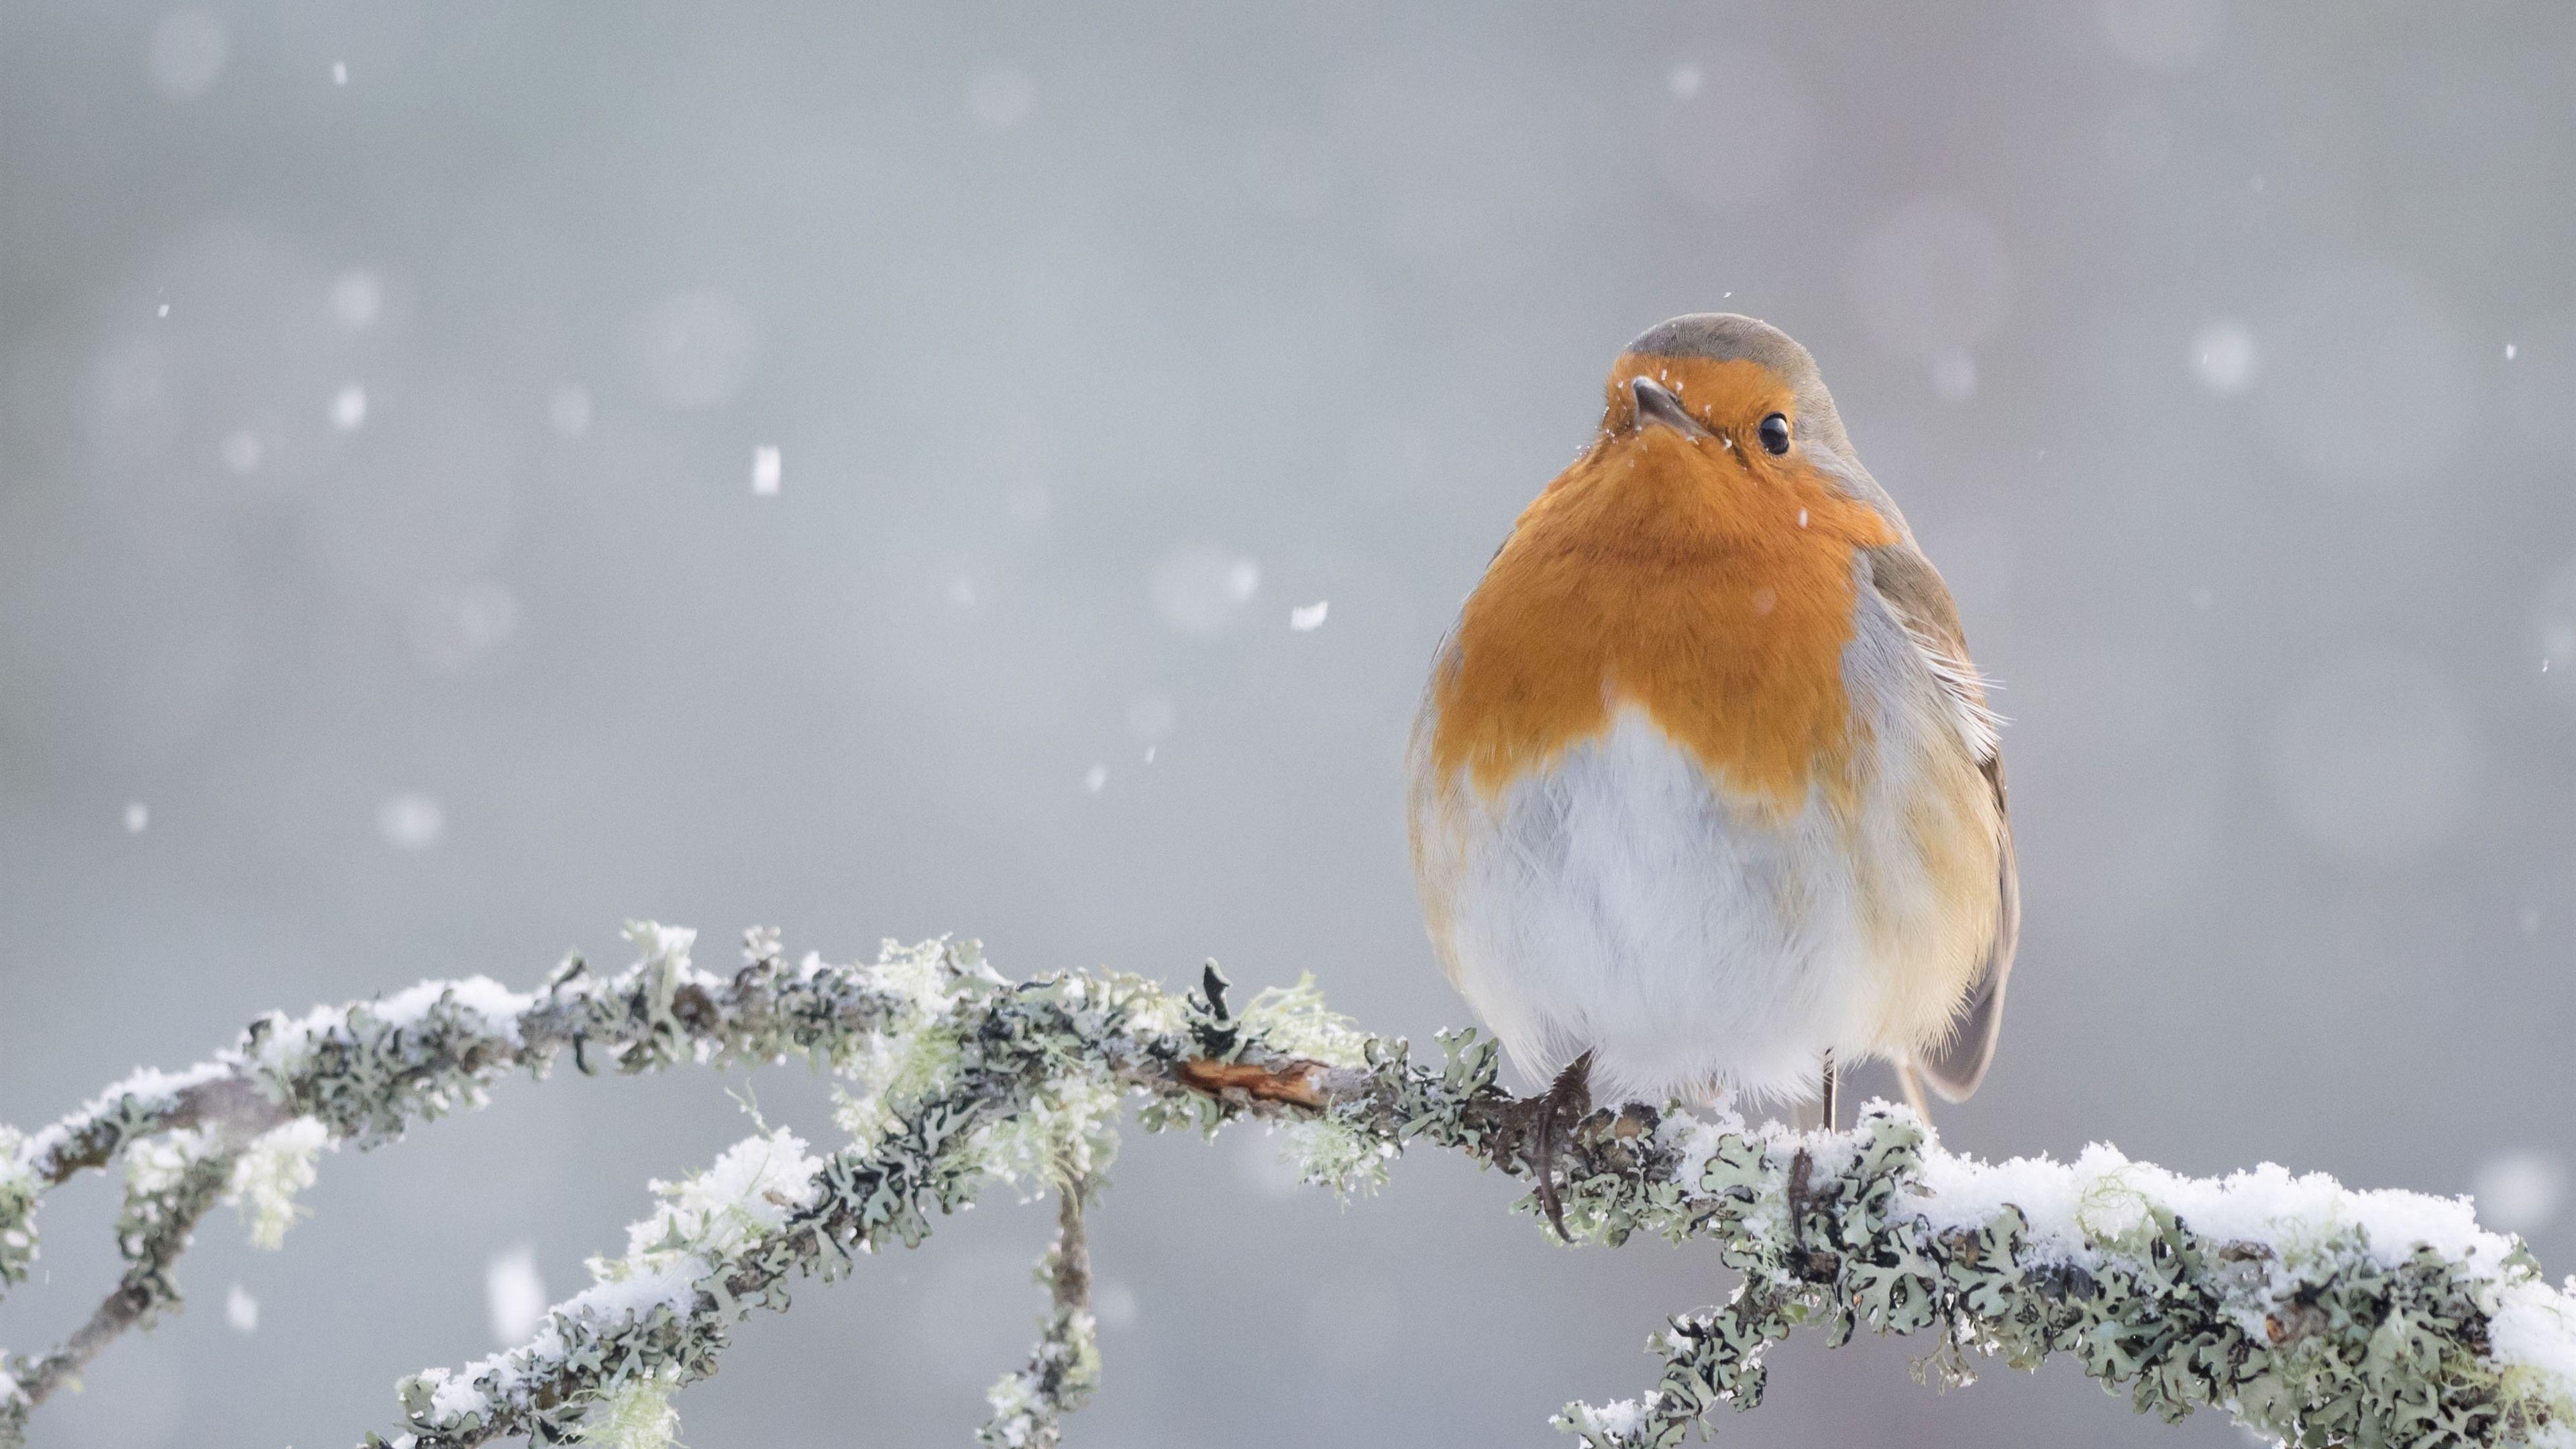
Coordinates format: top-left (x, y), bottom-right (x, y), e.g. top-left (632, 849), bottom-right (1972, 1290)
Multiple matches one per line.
top-left (1413, 708), bottom-right (1939, 1108)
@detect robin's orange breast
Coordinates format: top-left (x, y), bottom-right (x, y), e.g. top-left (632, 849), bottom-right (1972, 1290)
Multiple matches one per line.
top-left (1427, 400), bottom-right (1898, 820)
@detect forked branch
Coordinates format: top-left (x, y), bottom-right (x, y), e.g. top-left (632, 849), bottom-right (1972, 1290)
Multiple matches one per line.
top-left (3, 928), bottom-right (2570, 1449)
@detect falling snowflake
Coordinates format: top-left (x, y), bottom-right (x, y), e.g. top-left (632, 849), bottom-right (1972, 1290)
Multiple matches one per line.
top-left (2473, 1151), bottom-right (2566, 1235)
top-left (1093, 1279), bottom-right (1139, 1329)
top-left (1150, 547), bottom-right (1260, 637)
top-left (486, 1246), bottom-right (549, 1344)
top-left (2193, 320), bottom-right (2257, 394)
top-left (378, 793), bottom-right (445, 850)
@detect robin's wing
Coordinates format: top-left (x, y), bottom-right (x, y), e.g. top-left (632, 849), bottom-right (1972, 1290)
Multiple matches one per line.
top-left (1864, 543), bottom-right (2019, 1102)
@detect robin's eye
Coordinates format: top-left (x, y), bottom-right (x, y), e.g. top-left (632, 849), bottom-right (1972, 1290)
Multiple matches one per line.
top-left (1758, 413), bottom-right (1791, 455)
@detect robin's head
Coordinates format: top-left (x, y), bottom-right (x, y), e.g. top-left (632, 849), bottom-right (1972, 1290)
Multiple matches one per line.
top-left (1601, 313), bottom-right (1859, 471)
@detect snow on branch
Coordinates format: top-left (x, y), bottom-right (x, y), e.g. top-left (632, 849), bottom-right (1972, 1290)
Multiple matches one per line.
top-left (5, 925), bottom-right (2575, 1449)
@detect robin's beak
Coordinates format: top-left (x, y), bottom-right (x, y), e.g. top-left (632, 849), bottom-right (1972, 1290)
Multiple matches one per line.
top-left (1629, 376), bottom-right (1711, 439)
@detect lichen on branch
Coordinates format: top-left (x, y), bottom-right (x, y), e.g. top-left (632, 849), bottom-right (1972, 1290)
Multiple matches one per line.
top-left (4, 924), bottom-right (2573, 1449)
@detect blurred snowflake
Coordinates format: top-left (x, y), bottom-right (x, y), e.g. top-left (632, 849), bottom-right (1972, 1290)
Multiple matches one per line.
top-left (1150, 546), bottom-right (1260, 637)
top-left (378, 792), bottom-right (446, 851)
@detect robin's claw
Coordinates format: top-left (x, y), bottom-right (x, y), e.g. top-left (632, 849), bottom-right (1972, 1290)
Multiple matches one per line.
top-left (1517, 1052), bottom-right (1594, 1242)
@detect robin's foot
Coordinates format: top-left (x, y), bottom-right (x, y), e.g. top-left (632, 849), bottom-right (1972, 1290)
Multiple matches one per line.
top-left (1513, 1051), bottom-right (1593, 1242)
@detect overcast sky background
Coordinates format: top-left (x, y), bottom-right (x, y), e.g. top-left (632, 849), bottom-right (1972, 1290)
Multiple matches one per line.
top-left (5, 2), bottom-right (2575, 1445)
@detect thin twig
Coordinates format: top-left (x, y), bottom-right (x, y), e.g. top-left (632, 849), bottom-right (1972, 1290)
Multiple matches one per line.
top-left (10, 1150), bottom-right (233, 1411)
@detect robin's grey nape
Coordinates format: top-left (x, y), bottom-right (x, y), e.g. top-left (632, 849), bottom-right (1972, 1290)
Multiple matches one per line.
top-left (1623, 313), bottom-right (1819, 384)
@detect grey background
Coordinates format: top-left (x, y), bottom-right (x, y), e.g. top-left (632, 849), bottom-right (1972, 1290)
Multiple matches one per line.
top-left (5, 2), bottom-right (2574, 1445)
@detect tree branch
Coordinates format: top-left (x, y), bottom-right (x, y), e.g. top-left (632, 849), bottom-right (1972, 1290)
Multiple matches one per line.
top-left (979, 1175), bottom-right (1098, 1449)
top-left (3, 925), bottom-right (2571, 1449)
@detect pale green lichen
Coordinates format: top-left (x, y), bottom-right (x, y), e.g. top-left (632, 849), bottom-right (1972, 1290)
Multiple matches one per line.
top-left (981, 1305), bottom-right (1097, 1449)
top-left (973, 1071), bottom-right (1122, 1199)
top-left (568, 1366), bottom-right (683, 1449)
top-left (120, 1128), bottom-right (207, 1204)
top-left (0, 1130), bottom-right (36, 1287)
top-left (7, 922), bottom-right (2573, 1449)
top-left (228, 1118), bottom-right (330, 1251)
top-left (868, 935), bottom-right (996, 1021)
top-left (2072, 1157), bottom-right (2159, 1246)
top-left (830, 940), bottom-right (990, 1152)
top-left (1232, 974), bottom-right (1369, 1069)
top-left (981, 1188), bottom-right (1099, 1449)
top-left (123, 1118), bottom-right (330, 1254)
top-left (831, 1022), bottom-right (962, 1152)
top-left (1279, 1115), bottom-right (1398, 1195)
top-left (1544, 1110), bottom-right (2576, 1449)
top-left (612, 1128), bottom-right (822, 1272)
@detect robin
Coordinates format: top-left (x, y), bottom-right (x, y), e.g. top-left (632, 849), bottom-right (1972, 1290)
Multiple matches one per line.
top-left (1406, 313), bottom-right (2017, 1234)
